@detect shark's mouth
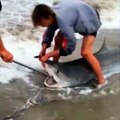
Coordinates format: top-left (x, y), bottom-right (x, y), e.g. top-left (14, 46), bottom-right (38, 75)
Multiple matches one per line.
top-left (44, 76), bottom-right (59, 87)
top-left (44, 63), bottom-right (63, 88)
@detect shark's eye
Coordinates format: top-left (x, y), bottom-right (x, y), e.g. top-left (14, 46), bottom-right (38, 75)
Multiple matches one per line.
top-left (56, 70), bottom-right (59, 73)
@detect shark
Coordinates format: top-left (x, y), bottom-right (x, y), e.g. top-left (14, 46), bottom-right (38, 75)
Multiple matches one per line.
top-left (44, 40), bottom-right (120, 88)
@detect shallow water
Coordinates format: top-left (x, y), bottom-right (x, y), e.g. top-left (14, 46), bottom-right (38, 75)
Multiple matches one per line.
top-left (0, 1), bottom-right (120, 119)
top-left (1, 73), bottom-right (120, 120)
top-left (17, 93), bottom-right (120, 120)
top-left (0, 29), bottom-right (120, 120)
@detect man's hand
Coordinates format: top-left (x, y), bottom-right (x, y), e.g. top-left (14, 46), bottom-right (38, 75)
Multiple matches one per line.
top-left (39, 50), bottom-right (60, 67)
top-left (39, 54), bottom-right (50, 67)
top-left (0, 50), bottom-right (13, 62)
top-left (39, 49), bottom-right (46, 57)
top-left (0, 39), bottom-right (13, 62)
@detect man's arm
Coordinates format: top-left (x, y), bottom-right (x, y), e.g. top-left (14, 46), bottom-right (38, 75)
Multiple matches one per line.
top-left (0, 38), bottom-right (6, 52)
top-left (42, 23), bottom-right (76, 58)
top-left (42, 23), bottom-right (58, 48)
top-left (39, 23), bottom-right (58, 57)
top-left (40, 25), bottom-right (77, 66)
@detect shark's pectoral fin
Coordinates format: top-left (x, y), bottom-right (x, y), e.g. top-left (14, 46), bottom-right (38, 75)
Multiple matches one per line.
top-left (83, 78), bottom-right (99, 89)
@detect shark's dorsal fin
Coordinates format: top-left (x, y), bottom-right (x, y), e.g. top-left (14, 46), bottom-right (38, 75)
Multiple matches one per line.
top-left (95, 37), bottom-right (108, 55)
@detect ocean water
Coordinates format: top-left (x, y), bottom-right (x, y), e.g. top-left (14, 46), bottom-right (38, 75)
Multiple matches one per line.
top-left (0, 0), bottom-right (120, 84)
top-left (0, 0), bottom-right (120, 120)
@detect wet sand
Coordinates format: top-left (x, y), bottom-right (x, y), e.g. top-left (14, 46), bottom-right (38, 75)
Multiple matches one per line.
top-left (0, 29), bottom-right (120, 120)
top-left (17, 93), bottom-right (120, 120)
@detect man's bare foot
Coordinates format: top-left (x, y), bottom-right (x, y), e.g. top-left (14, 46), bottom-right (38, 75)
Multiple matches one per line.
top-left (97, 79), bottom-right (108, 89)
top-left (99, 79), bottom-right (105, 85)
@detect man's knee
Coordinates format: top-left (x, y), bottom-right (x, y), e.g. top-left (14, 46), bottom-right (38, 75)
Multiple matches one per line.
top-left (81, 49), bottom-right (91, 58)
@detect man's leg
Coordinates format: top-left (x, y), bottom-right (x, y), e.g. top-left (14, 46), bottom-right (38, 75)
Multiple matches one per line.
top-left (53, 31), bottom-right (64, 62)
top-left (81, 35), bottom-right (105, 85)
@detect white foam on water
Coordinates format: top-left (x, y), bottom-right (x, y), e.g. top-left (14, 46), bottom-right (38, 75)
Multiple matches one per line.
top-left (0, 32), bottom-right (45, 84)
top-left (37, 0), bottom-right (54, 5)
top-left (0, 66), bottom-right (29, 84)
top-left (0, 0), bottom-right (120, 85)
top-left (100, 6), bottom-right (120, 29)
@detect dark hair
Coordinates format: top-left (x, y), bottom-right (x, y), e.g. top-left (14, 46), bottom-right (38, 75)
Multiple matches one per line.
top-left (32, 4), bottom-right (54, 27)
top-left (0, 1), bottom-right (2, 11)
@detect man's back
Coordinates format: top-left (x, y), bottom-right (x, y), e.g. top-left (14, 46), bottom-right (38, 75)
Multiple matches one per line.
top-left (53, 0), bottom-right (101, 34)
